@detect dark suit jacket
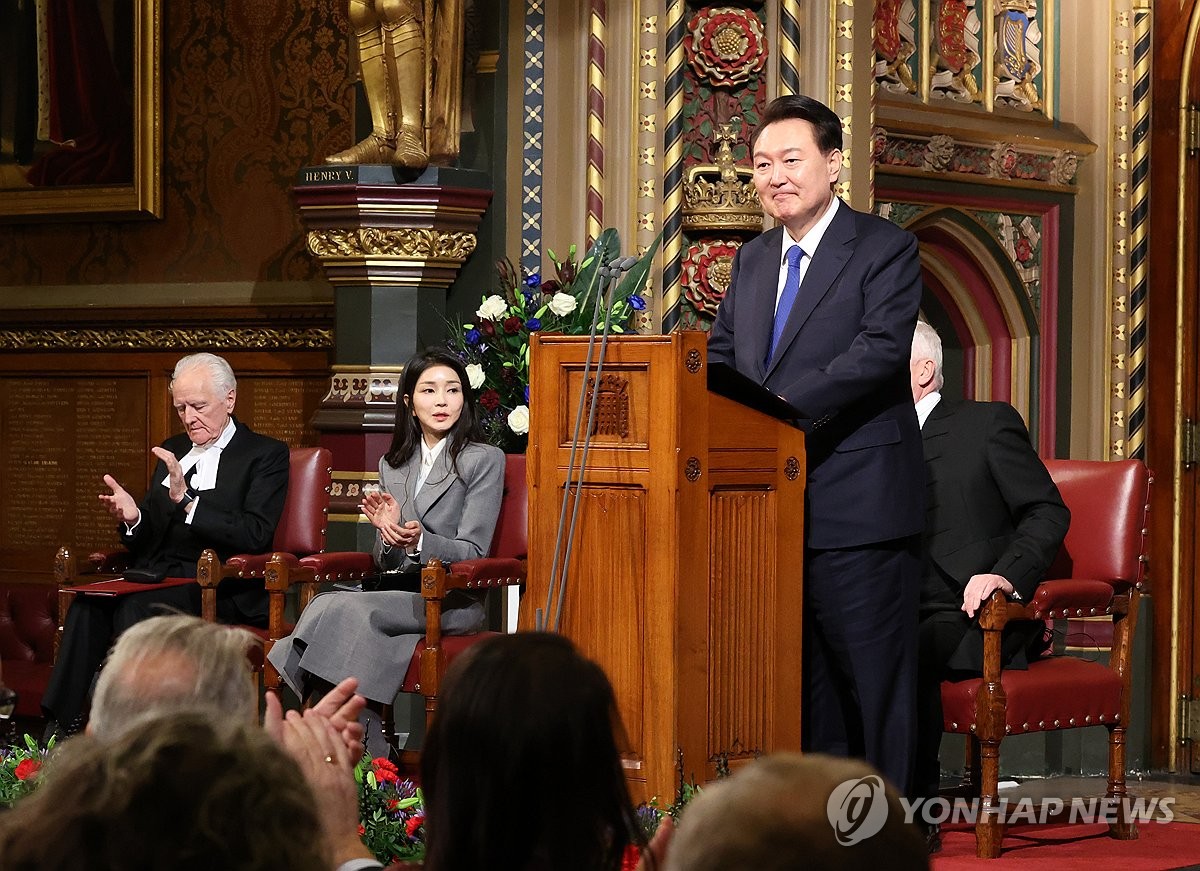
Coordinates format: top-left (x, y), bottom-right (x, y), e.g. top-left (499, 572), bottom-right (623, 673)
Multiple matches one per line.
top-left (921, 398), bottom-right (1070, 669)
top-left (121, 417), bottom-right (289, 620)
top-left (708, 201), bottom-right (925, 549)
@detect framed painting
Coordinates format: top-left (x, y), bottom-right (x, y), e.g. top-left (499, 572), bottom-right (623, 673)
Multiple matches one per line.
top-left (0, 0), bottom-right (162, 221)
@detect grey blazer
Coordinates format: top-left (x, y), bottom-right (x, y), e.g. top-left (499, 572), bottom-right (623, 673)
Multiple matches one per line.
top-left (372, 440), bottom-right (506, 570)
top-left (268, 440), bottom-right (505, 703)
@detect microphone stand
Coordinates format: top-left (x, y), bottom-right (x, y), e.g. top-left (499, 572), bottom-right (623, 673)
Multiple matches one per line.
top-left (536, 253), bottom-right (636, 632)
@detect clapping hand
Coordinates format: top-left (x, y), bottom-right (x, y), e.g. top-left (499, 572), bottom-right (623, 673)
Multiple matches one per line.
top-left (99, 475), bottom-right (139, 524)
top-left (150, 446), bottom-right (188, 503)
top-left (361, 489), bottom-right (422, 548)
top-left (263, 676), bottom-right (366, 760)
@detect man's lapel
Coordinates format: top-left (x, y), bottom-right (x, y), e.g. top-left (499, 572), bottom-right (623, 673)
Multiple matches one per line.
top-left (920, 399), bottom-right (957, 462)
top-left (207, 419), bottom-right (246, 491)
top-left (765, 203), bottom-right (856, 378)
top-left (747, 229), bottom-right (784, 381)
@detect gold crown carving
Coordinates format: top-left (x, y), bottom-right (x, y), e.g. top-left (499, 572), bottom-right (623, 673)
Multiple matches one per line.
top-left (682, 122), bottom-right (762, 234)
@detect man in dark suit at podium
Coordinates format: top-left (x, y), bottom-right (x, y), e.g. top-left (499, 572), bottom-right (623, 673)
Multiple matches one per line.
top-left (707, 94), bottom-right (925, 792)
top-left (42, 352), bottom-right (289, 733)
top-left (909, 321), bottom-right (1069, 812)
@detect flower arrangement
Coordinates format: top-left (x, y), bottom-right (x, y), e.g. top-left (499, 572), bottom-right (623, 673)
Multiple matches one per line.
top-left (355, 755), bottom-right (426, 866)
top-left (450, 228), bottom-right (660, 453)
top-left (0, 733), bottom-right (51, 806)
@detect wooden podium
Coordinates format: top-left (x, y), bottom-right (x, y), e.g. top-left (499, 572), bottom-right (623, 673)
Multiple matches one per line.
top-left (519, 332), bottom-right (806, 803)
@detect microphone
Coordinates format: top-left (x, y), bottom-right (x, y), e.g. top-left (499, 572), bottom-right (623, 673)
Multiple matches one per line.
top-left (602, 255), bottom-right (640, 303)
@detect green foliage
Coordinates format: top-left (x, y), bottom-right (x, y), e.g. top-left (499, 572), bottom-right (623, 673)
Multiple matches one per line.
top-left (354, 755), bottom-right (426, 865)
top-left (0, 733), bottom-right (52, 806)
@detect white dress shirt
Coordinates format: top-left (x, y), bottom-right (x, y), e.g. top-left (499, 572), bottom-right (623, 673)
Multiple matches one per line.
top-left (915, 391), bottom-right (942, 430)
top-left (774, 195), bottom-right (842, 313)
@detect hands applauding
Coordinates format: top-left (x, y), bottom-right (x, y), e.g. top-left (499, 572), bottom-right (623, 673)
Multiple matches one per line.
top-left (361, 488), bottom-right (422, 550)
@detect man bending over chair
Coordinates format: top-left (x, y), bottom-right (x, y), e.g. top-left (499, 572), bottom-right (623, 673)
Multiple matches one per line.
top-left (909, 321), bottom-right (1070, 848)
top-left (42, 352), bottom-right (288, 734)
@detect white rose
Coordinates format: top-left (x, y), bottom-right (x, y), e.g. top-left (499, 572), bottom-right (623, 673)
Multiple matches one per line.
top-left (476, 294), bottom-right (508, 321)
top-left (547, 291), bottom-right (578, 317)
top-left (507, 404), bottom-right (530, 435)
top-left (464, 363), bottom-right (486, 390)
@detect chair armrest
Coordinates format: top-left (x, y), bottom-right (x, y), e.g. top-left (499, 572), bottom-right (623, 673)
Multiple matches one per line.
top-left (224, 553), bottom-right (276, 578)
top-left (1028, 579), bottom-right (1118, 619)
top-left (54, 546), bottom-right (130, 585)
top-left (298, 551), bottom-right (375, 582)
top-left (443, 557), bottom-right (527, 590)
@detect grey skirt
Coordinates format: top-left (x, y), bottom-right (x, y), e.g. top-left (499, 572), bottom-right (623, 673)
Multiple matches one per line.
top-left (266, 588), bottom-right (485, 704)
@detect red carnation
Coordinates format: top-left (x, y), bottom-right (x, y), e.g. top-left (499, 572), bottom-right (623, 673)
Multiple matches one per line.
top-left (480, 320), bottom-right (496, 337)
top-left (358, 824), bottom-right (366, 836)
top-left (479, 389), bottom-right (501, 411)
top-left (406, 814), bottom-right (425, 837)
top-left (374, 767), bottom-right (400, 784)
top-left (540, 279), bottom-right (561, 294)
top-left (503, 316), bottom-right (522, 334)
top-left (14, 759), bottom-right (40, 781)
top-left (372, 757), bottom-right (398, 773)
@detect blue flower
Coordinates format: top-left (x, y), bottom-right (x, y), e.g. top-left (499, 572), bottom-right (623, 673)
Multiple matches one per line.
top-left (465, 328), bottom-right (481, 345)
top-left (526, 317), bottom-right (541, 331)
top-left (524, 385), bottom-right (530, 403)
top-left (524, 272), bottom-right (541, 288)
top-left (628, 294), bottom-right (646, 311)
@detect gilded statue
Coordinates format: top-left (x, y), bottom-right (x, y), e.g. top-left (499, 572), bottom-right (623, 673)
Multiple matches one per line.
top-left (327, 0), bottom-right (466, 168)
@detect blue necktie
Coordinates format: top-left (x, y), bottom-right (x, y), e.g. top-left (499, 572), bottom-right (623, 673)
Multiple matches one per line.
top-left (768, 244), bottom-right (805, 361)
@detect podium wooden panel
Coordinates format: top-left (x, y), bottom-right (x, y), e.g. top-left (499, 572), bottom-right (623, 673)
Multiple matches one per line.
top-left (520, 332), bottom-right (805, 803)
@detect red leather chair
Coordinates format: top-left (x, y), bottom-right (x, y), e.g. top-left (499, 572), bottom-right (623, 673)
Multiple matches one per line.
top-left (196, 446), bottom-right (332, 685)
top-left (940, 458), bottom-right (1152, 858)
top-left (299, 453), bottom-right (528, 727)
top-left (0, 584), bottom-right (59, 718)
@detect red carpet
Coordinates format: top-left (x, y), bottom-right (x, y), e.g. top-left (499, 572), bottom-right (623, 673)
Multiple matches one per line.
top-left (932, 821), bottom-right (1200, 869)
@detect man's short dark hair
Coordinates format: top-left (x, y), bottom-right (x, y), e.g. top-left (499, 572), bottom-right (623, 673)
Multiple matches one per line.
top-left (750, 94), bottom-right (843, 156)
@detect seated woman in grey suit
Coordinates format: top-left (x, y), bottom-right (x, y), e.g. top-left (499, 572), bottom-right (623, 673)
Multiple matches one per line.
top-left (268, 349), bottom-right (505, 718)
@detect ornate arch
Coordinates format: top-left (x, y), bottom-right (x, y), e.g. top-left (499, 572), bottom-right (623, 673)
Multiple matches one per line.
top-left (878, 196), bottom-right (1062, 454)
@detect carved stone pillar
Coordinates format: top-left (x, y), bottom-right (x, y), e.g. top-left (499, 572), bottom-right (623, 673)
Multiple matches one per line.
top-left (295, 165), bottom-right (492, 549)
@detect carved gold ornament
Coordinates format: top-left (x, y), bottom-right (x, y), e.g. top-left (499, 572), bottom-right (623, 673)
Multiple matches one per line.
top-left (0, 327), bottom-right (332, 351)
top-left (306, 228), bottom-right (477, 260)
top-left (682, 122), bottom-right (762, 234)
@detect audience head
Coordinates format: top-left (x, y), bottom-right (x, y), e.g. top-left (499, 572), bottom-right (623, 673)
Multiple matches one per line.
top-left (664, 753), bottom-right (927, 871)
top-left (421, 631), bottom-right (645, 871)
top-left (0, 712), bottom-right (328, 871)
top-left (88, 614), bottom-right (258, 739)
top-left (386, 347), bottom-right (483, 468)
top-left (169, 352), bottom-right (238, 447)
top-left (909, 320), bottom-right (944, 402)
